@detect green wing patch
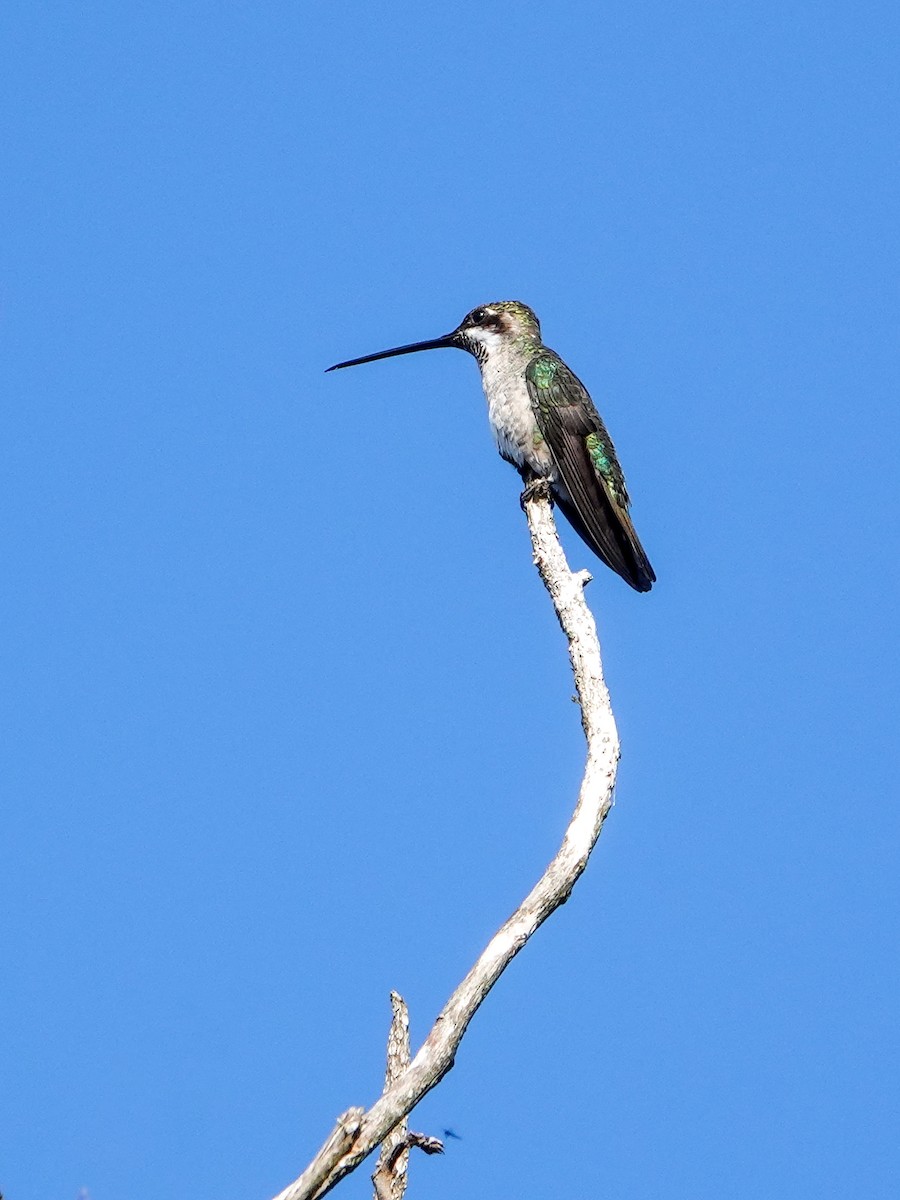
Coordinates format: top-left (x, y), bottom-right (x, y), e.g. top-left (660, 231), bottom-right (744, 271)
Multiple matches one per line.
top-left (529, 356), bottom-right (559, 391)
top-left (585, 432), bottom-right (611, 475)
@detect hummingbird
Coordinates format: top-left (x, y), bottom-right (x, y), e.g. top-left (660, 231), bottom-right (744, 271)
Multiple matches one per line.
top-left (326, 301), bottom-right (655, 592)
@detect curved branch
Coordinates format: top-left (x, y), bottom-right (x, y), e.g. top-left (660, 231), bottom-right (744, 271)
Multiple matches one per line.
top-left (273, 492), bottom-right (620, 1200)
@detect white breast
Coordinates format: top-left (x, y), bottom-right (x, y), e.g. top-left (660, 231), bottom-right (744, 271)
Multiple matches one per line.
top-left (479, 355), bottom-right (555, 477)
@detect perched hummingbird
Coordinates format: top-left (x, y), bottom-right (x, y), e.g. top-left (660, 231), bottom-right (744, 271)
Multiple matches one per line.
top-left (326, 301), bottom-right (655, 592)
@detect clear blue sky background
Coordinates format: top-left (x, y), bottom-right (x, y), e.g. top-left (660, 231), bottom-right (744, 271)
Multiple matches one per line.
top-left (2, 2), bottom-right (898, 1198)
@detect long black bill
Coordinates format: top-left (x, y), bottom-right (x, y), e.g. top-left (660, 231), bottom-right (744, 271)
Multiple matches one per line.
top-left (326, 333), bottom-right (456, 372)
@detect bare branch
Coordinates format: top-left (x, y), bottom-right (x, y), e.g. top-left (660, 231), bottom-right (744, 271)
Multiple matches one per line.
top-left (371, 992), bottom-right (411, 1200)
top-left (405, 1133), bottom-right (444, 1156)
top-left (283, 1108), bottom-right (365, 1200)
top-left (372, 1132), bottom-right (445, 1200)
top-left (273, 492), bottom-right (620, 1200)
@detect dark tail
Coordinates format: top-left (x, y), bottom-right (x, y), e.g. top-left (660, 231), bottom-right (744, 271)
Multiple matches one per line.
top-left (555, 494), bottom-right (656, 592)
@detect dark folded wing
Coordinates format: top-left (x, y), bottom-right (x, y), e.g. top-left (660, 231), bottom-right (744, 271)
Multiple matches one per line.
top-left (525, 352), bottom-right (656, 591)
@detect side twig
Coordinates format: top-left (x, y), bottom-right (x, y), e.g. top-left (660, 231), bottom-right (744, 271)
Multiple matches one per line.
top-left (371, 994), bottom-right (446, 1200)
top-left (372, 992), bottom-right (411, 1200)
top-left (272, 492), bottom-right (620, 1200)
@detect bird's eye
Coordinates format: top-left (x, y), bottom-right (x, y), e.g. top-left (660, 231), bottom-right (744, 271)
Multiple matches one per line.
top-left (470, 307), bottom-right (488, 325)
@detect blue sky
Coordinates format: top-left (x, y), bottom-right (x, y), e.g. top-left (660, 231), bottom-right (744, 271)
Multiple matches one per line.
top-left (2, 2), bottom-right (899, 1198)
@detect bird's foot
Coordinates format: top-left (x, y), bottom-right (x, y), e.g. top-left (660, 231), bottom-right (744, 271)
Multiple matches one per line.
top-left (520, 477), bottom-right (553, 511)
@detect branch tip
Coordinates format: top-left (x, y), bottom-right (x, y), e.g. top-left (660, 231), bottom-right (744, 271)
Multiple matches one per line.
top-left (408, 1132), bottom-right (445, 1156)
